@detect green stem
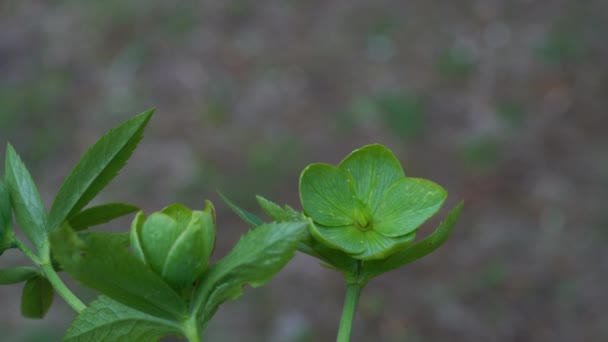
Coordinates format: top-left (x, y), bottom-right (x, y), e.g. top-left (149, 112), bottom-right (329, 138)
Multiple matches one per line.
top-left (40, 263), bottom-right (86, 313)
top-left (15, 239), bottom-right (86, 313)
top-left (336, 284), bottom-right (363, 342)
top-left (182, 316), bottom-right (202, 342)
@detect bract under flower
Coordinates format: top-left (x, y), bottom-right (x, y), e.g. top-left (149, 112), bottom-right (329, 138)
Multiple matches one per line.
top-left (299, 144), bottom-right (447, 260)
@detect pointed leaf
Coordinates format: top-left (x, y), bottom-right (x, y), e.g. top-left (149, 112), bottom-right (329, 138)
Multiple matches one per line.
top-left (218, 192), bottom-right (263, 226)
top-left (338, 144), bottom-right (405, 213)
top-left (68, 203), bottom-right (139, 231)
top-left (0, 266), bottom-right (39, 285)
top-left (21, 275), bottom-right (54, 319)
top-left (363, 201), bottom-right (463, 280)
top-left (51, 224), bottom-right (188, 320)
top-left (373, 178), bottom-right (447, 237)
top-left (256, 195), bottom-right (304, 222)
top-left (49, 109), bottom-right (153, 230)
top-left (4, 144), bottom-right (49, 254)
top-left (195, 221), bottom-right (308, 325)
top-left (299, 163), bottom-right (357, 226)
top-left (0, 179), bottom-right (14, 253)
top-left (64, 296), bottom-right (181, 342)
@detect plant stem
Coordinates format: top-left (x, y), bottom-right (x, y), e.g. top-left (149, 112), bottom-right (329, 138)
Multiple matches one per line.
top-left (15, 239), bottom-right (86, 313)
top-left (183, 316), bottom-right (202, 342)
top-left (40, 262), bottom-right (86, 313)
top-left (336, 283), bottom-right (363, 342)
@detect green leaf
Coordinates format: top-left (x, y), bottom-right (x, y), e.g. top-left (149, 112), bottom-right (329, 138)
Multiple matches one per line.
top-left (21, 275), bottom-right (54, 319)
top-left (218, 192), bottom-right (263, 226)
top-left (51, 224), bottom-right (188, 320)
top-left (256, 195), bottom-right (304, 222)
top-left (363, 201), bottom-right (463, 280)
top-left (4, 144), bottom-right (49, 254)
top-left (299, 163), bottom-right (357, 226)
top-left (64, 296), bottom-right (181, 342)
top-left (373, 178), bottom-right (447, 237)
top-left (195, 221), bottom-right (308, 326)
top-left (0, 266), bottom-right (39, 285)
top-left (68, 203), bottom-right (139, 231)
top-left (0, 179), bottom-right (14, 253)
top-left (49, 109), bottom-right (153, 230)
top-left (338, 144), bottom-right (405, 213)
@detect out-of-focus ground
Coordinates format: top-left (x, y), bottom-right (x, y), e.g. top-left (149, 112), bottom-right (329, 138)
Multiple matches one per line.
top-left (1, 1), bottom-right (607, 341)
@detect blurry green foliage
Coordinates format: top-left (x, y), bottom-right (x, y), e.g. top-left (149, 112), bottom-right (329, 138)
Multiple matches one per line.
top-left (436, 46), bottom-right (476, 80)
top-left (496, 102), bottom-right (527, 128)
top-left (374, 93), bottom-right (426, 139)
top-left (536, 25), bottom-right (587, 64)
top-left (333, 92), bottom-right (426, 140)
top-left (460, 136), bottom-right (502, 170)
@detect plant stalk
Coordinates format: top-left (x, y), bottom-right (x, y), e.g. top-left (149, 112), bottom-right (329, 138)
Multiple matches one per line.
top-left (16, 239), bottom-right (86, 313)
top-left (40, 262), bottom-right (86, 313)
top-left (183, 316), bottom-right (202, 342)
top-left (336, 283), bottom-right (362, 342)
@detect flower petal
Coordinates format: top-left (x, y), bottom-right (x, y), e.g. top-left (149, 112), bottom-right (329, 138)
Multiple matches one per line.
top-left (338, 144), bottom-right (404, 213)
top-left (374, 178), bottom-right (447, 237)
top-left (308, 223), bottom-right (366, 254)
top-left (352, 230), bottom-right (416, 260)
top-left (300, 163), bottom-right (357, 226)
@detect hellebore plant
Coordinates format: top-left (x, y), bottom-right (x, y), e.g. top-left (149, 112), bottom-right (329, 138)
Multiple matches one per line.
top-left (0, 110), bottom-right (462, 342)
top-left (224, 145), bottom-right (463, 341)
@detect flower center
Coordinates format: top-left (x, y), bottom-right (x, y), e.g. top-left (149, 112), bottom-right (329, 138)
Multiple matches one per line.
top-left (354, 209), bottom-right (373, 231)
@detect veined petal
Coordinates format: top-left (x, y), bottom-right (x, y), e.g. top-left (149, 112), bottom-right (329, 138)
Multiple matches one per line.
top-left (140, 213), bottom-right (180, 276)
top-left (374, 178), bottom-right (447, 237)
top-left (338, 144), bottom-right (404, 213)
top-left (351, 230), bottom-right (416, 260)
top-left (308, 223), bottom-right (366, 255)
top-left (300, 163), bottom-right (357, 226)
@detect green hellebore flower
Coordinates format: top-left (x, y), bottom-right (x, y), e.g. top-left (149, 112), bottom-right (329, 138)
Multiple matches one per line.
top-left (130, 201), bottom-right (216, 290)
top-left (299, 144), bottom-right (447, 260)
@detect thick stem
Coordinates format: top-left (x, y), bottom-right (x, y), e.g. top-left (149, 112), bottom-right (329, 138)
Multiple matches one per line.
top-left (183, 316), bottom-right (202, 342)
top-left (40, 262), bottom-right (86, 313)
top-left (336, 284), bottom-right (363, 342)
top-left (15, 239), bottom-right (86, 313)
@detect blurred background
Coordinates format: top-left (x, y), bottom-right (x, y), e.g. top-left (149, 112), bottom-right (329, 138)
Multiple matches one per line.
top-left (1, 0), bottom-right (607, 341)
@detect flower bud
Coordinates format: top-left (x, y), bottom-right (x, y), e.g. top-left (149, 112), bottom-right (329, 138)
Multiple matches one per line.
top-left (130, 201), bottom-right (215, 290)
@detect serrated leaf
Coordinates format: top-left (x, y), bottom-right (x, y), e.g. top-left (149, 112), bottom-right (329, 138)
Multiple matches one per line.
top-left (64, 296), bottom-right (181, 342)
top-left (218, 192), bottom-right (263, 226)
top-left (21, 275), bottom-right (54, 319)
top-left (51, 224), bottom-right (188, 320)
top-left (0, 179), bottom-right (14, 253)
top-left (4, 144), bottom-right (49, 254)
top-left (256, 195), bottom-right (303, 222)
top-left (0, 266), bottom-right (39, 284)
top-left (363, 201), bottom-right (463, 280)
top-left (49, 109), bottom-right (153, 230)
top-left (195, 221), bottom-right (307, 325)
top-left (68, 203), bottom-right (139, 231)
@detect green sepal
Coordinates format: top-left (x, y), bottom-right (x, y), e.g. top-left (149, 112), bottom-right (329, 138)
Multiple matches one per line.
top-left (64, 296), bottom-right (182, 342)
top-left (4, 144), bottom-right (49, 255)
top-left (20, 275), bottom-right (54, 319)
top-left (218, 192), bottom-right (263, 226)
top-left (0, 266), bottom-right (39, 285)
top-left (362, 201), bottom-right (463, 281)
top-left (51, 223), bottom-right (188, 320)
top-left (162, 205), bottom-right (216, 290)
top-left (49, 109), bottom-right (153, 231)
top-left (194, 221), bottom-right (308, 327)
top-left (68, 203), bottom-right (139, 231)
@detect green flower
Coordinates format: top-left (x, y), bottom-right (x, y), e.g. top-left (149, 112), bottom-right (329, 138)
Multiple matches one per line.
top-left (130, 201), bottom-right (216, 290)
top-left (299, 144), bottom-right (447, 260)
